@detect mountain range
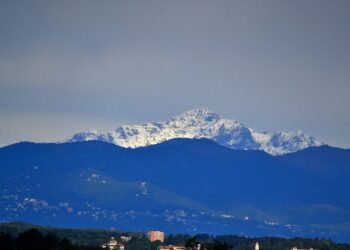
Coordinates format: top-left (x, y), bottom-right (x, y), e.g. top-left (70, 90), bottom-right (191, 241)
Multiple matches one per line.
top-left (68, 108), bottom-right (323, 155)
top-left (1, 139), bottom-right (349, 242)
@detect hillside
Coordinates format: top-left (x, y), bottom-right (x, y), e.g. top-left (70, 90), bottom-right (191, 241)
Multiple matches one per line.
top-left (0, 139), bottom-right (349, 241)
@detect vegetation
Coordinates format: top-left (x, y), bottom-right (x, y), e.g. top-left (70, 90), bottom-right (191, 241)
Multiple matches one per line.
top-left (0, 228), bottom-right (100, 250)
top-left (1, 222), bottom-right (350, 250)
top-left (0, 222), bottom-right (141, 247)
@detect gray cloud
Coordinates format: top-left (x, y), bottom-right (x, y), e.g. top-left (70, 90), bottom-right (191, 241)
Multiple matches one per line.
top-left (0, 0), bottom-right (349, 147)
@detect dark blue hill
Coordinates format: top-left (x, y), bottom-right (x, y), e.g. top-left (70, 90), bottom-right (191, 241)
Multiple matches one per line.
top-left (278, 145), bottom-right (350, 178)
top-left (0, 139), bottom-right (350, 241)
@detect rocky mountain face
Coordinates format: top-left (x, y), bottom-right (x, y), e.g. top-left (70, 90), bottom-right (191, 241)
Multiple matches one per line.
top-left (69, 108), bottom-right (323, 155)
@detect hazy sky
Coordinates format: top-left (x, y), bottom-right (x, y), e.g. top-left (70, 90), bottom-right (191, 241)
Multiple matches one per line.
top-left (0, 0), bottom-right (349, 148)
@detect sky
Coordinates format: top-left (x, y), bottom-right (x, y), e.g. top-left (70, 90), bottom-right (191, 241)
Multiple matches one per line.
top-left (0, 0), bottom-right (349, 148)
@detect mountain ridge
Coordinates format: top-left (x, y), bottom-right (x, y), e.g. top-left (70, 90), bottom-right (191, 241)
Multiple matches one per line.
top-left (68, 108), bottom-right (323, 155)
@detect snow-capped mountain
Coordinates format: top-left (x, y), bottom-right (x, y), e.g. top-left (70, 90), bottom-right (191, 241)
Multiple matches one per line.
top-left (68, 108), bottom-right (323, 155)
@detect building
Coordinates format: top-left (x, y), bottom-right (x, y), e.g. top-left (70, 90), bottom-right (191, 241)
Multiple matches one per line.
top-left (120, 235), bottom-right (132, 242)
top-left (147, 230), bottom-right (165, 242)
top-left (158, 244), bottom-right (201, 250)
top-left (157, 245), bottom-right (186, 250)
top-left (290, 248), bottom-right (314, 250)
top-left (101, 237), bottom-right (125, 250)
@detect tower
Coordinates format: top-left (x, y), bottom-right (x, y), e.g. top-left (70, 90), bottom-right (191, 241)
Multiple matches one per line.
top-left (255, 242), bottom-right (259, 250)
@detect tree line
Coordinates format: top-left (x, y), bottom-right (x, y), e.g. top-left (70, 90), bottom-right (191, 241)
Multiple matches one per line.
top-left (0, 228), bottom-right (101, 250)
top-left (1, 223), bottom-right (350, 250)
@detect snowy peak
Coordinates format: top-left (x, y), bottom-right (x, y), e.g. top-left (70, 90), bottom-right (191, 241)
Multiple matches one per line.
top-left (68, 108), bottom-right (323, 155)
top-left (170, 108), bottom-right (221, 124)
top-left (251, 130), bottom-right (322, 155)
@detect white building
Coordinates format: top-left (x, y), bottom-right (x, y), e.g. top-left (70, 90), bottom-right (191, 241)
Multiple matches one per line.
top-left (255, 242), bottom-right (259, 250)
top-left (101, 237), bottom-right (124, 250)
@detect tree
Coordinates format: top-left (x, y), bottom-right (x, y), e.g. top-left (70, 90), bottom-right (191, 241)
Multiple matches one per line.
top-left (17, 229), bottom-right (46, 250)
top-left (0, 232), bottom-right (16, 250)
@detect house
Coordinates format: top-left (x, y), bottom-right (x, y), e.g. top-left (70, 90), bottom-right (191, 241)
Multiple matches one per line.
top-left (120, 235), bottom-right (132, 242)
top-left (101, 237), bottom-right (125, 250)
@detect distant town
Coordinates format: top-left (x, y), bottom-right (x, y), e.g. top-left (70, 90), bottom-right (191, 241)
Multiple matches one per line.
top-left (99, 229), bottom-right (316, 250)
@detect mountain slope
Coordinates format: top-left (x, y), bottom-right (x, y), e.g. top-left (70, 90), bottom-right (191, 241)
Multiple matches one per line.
top-left (68, 108), bottom-right (323, 155)
top-left (278, 145), bottom-right (350, 178)
top-left (1, 139), bottom-right (349, 241)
